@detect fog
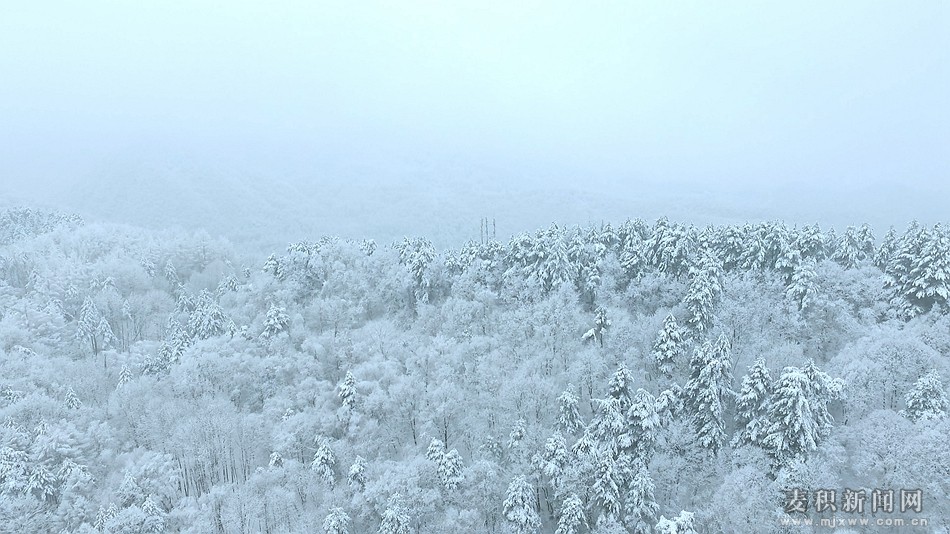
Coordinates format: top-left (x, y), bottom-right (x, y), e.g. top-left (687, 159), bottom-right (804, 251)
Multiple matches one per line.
top-left (2, 1), bottom-right (948, 250)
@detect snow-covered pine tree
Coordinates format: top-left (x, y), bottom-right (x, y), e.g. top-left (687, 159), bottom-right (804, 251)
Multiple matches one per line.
top-left (606, 363), bottom-right (636, 411)
top-left (188, 289), bottom-right (227, 339)
top-left (533, 431), bottom-right (568, 494)
top-left (64, 387), bottom-right (82, 410)
top-left (732, 359), bottom-right (772, 448)
top-left (900, 369), bottom-right (948, 422)
top-left (590, 453), bottom-right (629, 527)
top-left (507, 418), bottom-right (527, 450)
top-left (426, 438), bottom-right (464, 491)
top-left (117, 364), bottom-right (133, 389)
top-left (556, 385), bottom-right (584, 435)
top-left (438, 449), bottom-right (464, 491)
top-left (683, 251), bottom-right (723, 335)
top-left (347, 456), bottom-right (367, 490)
top-left (311, 439), bottom-right (336, 486)
top-left (874, 226), bottom-right (899, 270)
top-left (652, 314), bottom-right (684, 378)
top-left (832, 226), bottom-right (863, 268)
top-left (627, 389), bottom-right (660, 462)
top-left (259, 303), bottom-right (289, 340)
top-left (761, 367), bottom-right (819, 466)
top-left (395, 237), bottom-right (437, 304)
top-left (555, 494), bottom-right (588, 534)
top-left (378, 493), bottom-right (412, 534)
top-left (323, 507), bottom-right (350, 534)
top-left (339, 371), bottom-right (357, 410)
top-left (801, 359), bottom-right (842, 441)
top-left (785, 258), bottom-right (818, 312)
top-left (796, 224), bottom-right (826, 261)
top-left (141, 494), bottom-right (166, 533)
top-left (582, 307), bottom-right (611, 347)
top-left (503, 475), bottom-right (541, 534)
top-left (685, 337), bottom-right (733, 454)
top-left (76, 297), bottom-right (114, 356)
top-left (655, 511), bottom-right (697, 534)
top-left (624, 460), bottom-right (659, 534)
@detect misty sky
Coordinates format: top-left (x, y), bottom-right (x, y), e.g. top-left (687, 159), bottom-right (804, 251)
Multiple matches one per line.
top-left (1, 1), bottom-right (948, 247)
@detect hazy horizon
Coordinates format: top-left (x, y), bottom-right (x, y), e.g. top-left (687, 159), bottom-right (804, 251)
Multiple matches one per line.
top-left (2, 1), bottom-right (948, 250)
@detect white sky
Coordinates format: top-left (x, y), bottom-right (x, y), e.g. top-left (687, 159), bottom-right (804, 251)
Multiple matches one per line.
top-left (1, 1), bottom-right (948, 246)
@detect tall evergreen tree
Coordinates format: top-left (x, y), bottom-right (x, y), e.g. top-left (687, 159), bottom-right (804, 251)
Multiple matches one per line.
top-left (503, 475), bottom-right (541, 534)
top-left (652, 314), bottom-right (684, 378)
top-left (556, 385), bottom-right (584, 435)
top-left (732, 359), bottom-right (773, 448)
top-left (323, 508), bottom-right (350, 534)
top-left (901, 370), bottom-right (948, 422)
top-left (378, 494), bottom-right (412, 534)
top-left (555, 494), bottom-right (588, 534)
top-left (762, 367), bottom-right (819, 465)
top-left (683, 252), bottom-right (723, 335)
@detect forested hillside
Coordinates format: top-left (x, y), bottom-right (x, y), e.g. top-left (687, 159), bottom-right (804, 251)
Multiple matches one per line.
top-left (1, 207), bottom-right (948, 533)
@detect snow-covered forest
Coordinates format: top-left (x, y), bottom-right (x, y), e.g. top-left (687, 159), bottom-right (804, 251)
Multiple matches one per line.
top-left (1, 206), bottom-right (948, 533)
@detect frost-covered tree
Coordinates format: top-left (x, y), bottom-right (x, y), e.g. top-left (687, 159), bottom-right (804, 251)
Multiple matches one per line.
top-left (801, 359), bottom-right (841, 441)
top-left (590, 452), bottom-right (630, 526)
top-left (533, 431), bottom-right (568, 494)
top-left (582, 306), bottom-right (611, 347)
top-left (269, 451), bottom-right (283, 468)
top-left (76, 297), bottom-right (115, 358)
top-left (507, 418), bottom-right (527, 450)
top-left (683, 252), bottom-right (723, 335)
top-left (555, 494), bottom-right (588, 534)
top-left (607, 363), bottom-right (636, 410)
top-left (832, 226), bottom-right (865, 268)
top-left (117, 364), bottom-right (133, 389)
top-left (900, 370), bottom-right (948, 422)
top-left (503, 475), bottom-right (541, 534)
top-left (311, 439), bottom-right (336, 486)
top-left (684, 337), bottom-right (732, 453)
top-left (323, 507), bottom-right (350, 534)
top-left (655, 511), bottom-right (697, 534)
top-left (188, 289), bottom-right (227, 339)
top-left (884, 223), bottom-right (950, 318)
top-left (395, 237), bottom-right (437, 304)
top-left (348, 456), bottom-right (367, 490)
top-left (141, 494), bottom-right (166, 533)
top-left (624, 461), bottom-right (659, 534)
top-left (64, 387), bottom-right (82, 410)
top-left (874, 226), bottom-right (899, 270)
top-left (652, 314), bottom-right (685, 378)
top-left (556, 385), bottom-right (584, 434)
top-left (762, 367), bottom-right (818, 465)
top-left (627, 389), bottom-right (661, 461)
top-left (426, 438), bottom-right (464, 491)
top-left (733, 359), bottom-right (772, 448)
top-left (339, 371), bottom-right (357, 409)
top-left (378, 493), bottom-right (412, 534)
top-left (259, 303), bottom-right (289, 340)
top-left (785, 258), bottom-right (818, 312)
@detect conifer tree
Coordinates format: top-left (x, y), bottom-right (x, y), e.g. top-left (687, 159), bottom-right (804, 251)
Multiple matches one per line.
top-left (311, 439), bottom-right (336, 486)
top-left (762, 367), bottom-right (819, 465)
top-left (555, 494), bottom-right (588, 534)
top-left (652, 314), bottom-right (684, 378)
top-left (901, 370), bottom-right (948, 422)
top-left (556, 385), bottom-right (584, 434)
top-left (323, 508), bottom-right (350, 534)
top-left (624, 461), bottom-right (659, 534)
top-left (732, 359), bottom-right (772, 448)
top-left (503, 475), bottom-right (541, 534)
top-left (378, 493), bottom-right (412, 534)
